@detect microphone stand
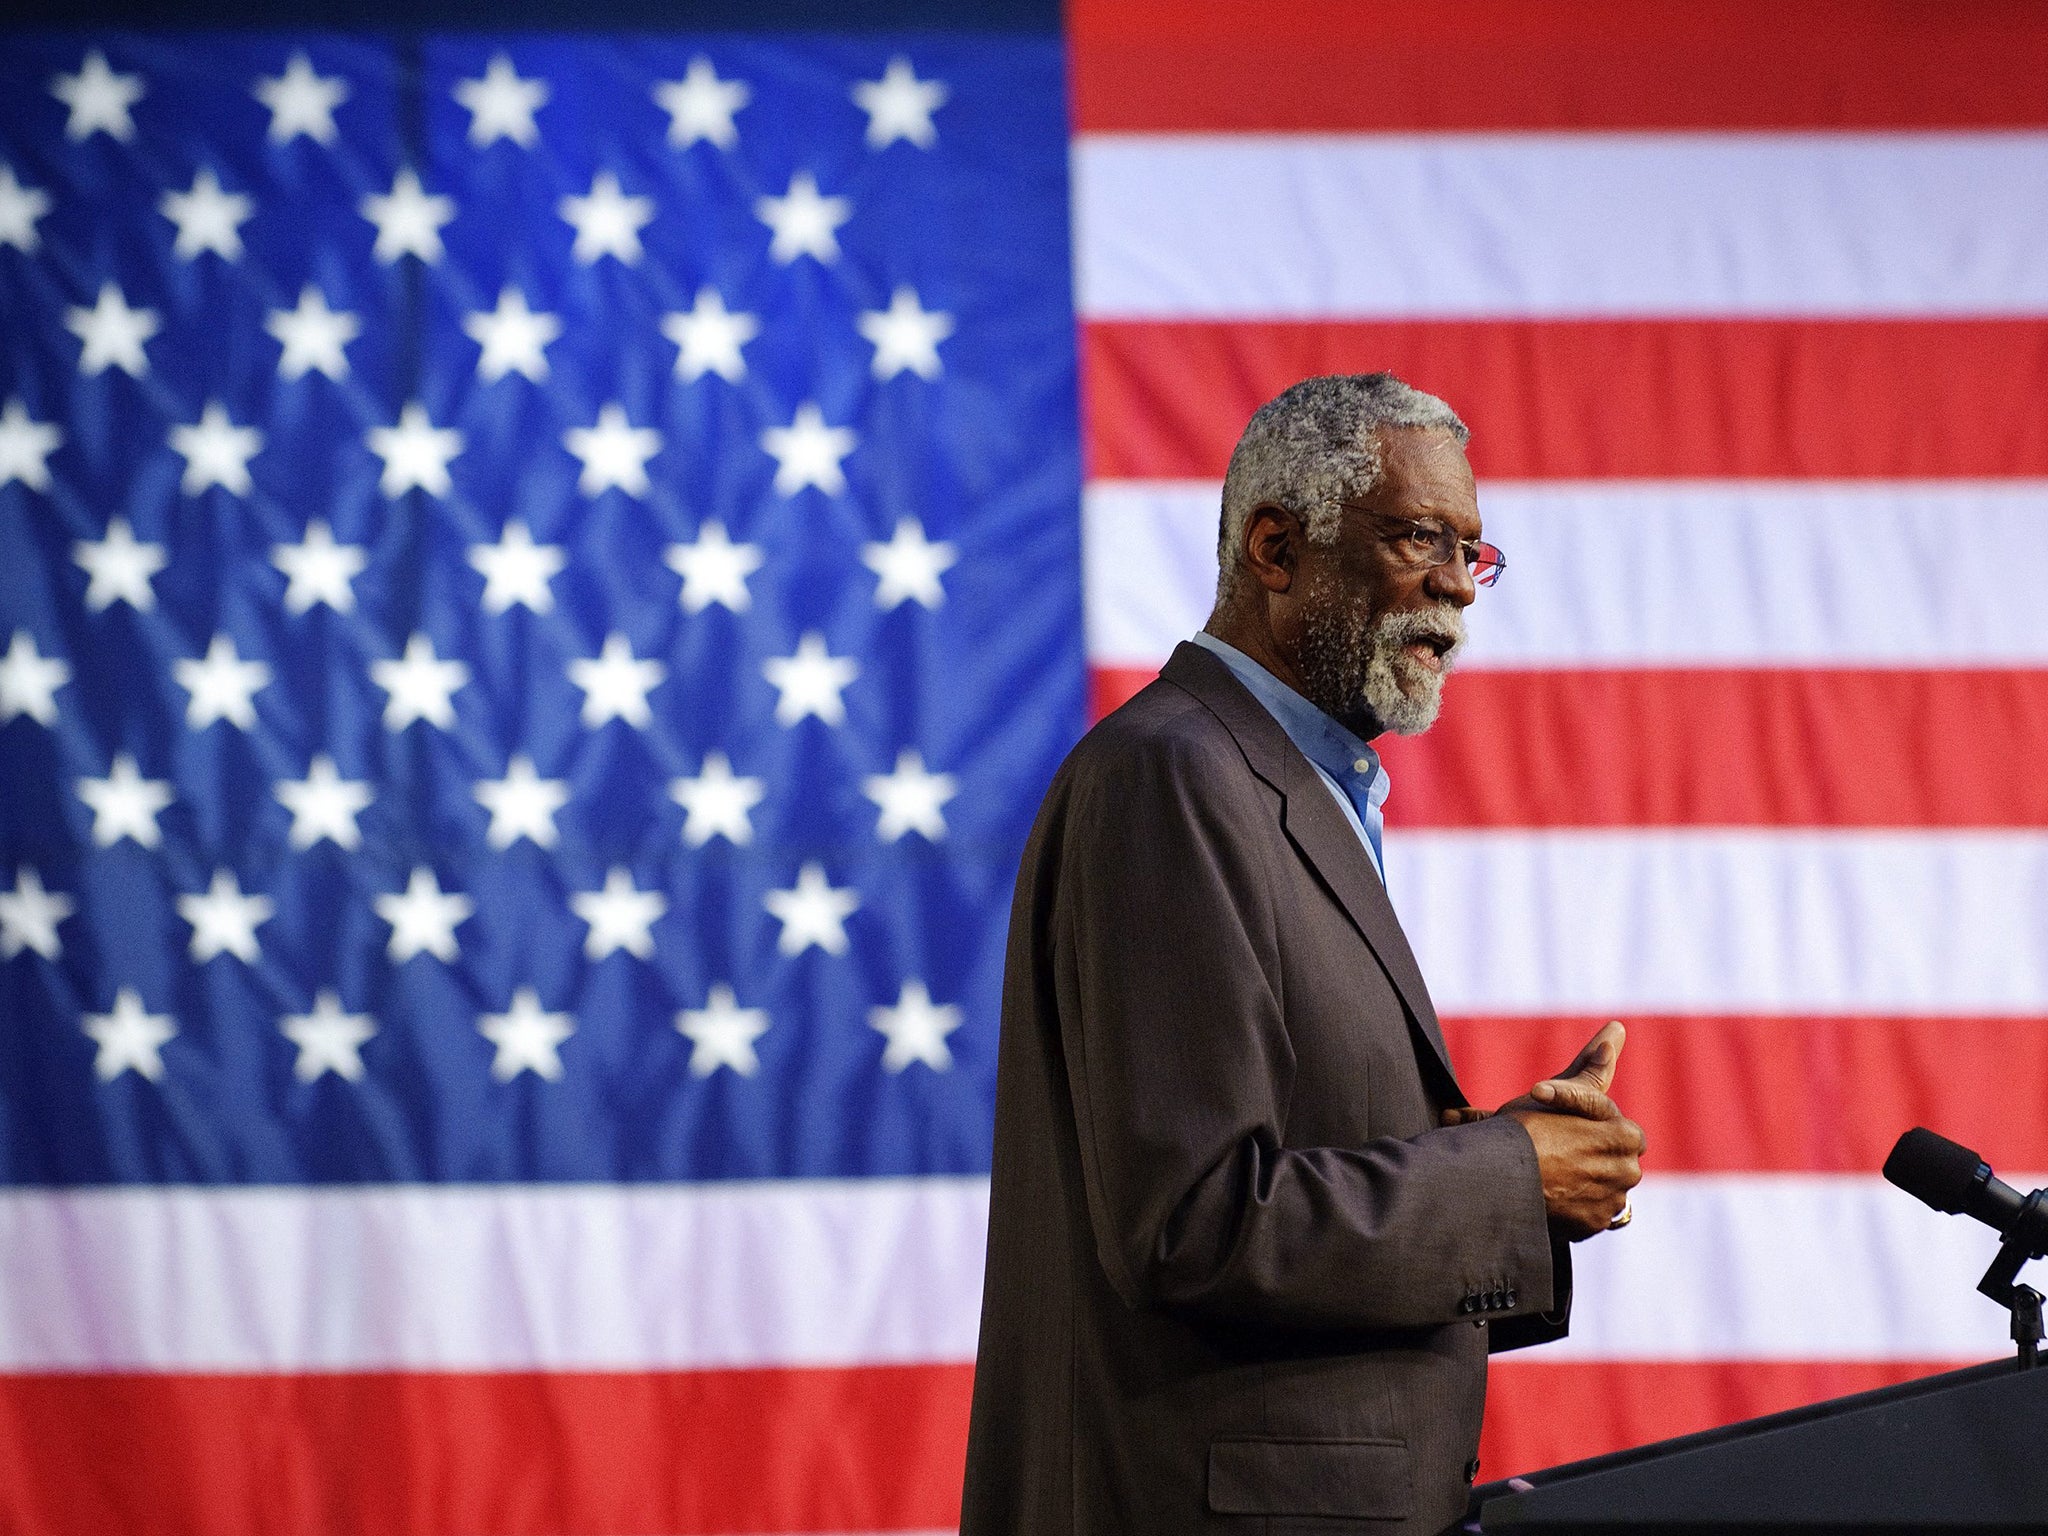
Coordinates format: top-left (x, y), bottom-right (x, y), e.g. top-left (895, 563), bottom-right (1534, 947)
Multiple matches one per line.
top-left (1975, 1186), bottom-right (2048, 1371)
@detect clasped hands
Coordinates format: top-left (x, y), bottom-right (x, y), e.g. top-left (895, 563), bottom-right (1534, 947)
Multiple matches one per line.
top-left (1441, 1020), bottom-right (1646, 1241)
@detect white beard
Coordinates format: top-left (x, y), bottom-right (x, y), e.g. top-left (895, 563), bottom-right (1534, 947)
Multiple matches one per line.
top-left (1298, 577), bottom-right (1466, 737)
top-left (1361, 604), bottom-right (1466, 735)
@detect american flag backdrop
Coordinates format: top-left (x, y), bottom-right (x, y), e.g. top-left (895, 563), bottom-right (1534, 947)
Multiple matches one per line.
top-left (2, 3), bottom-right (2048, 1532)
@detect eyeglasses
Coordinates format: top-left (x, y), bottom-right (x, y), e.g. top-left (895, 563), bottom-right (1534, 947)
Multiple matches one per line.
top-left (1341, 506), bottom-right (1506, 587)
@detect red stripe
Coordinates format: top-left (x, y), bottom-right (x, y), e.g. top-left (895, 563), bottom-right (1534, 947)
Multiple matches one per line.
top-left (1094, 667), bottom-right (2048, 829)
top-left (1083, 319), bottom-right (2048, 481)
top-left (1071, 0), bottom-right (2048, 132)
top-left (1439, 1014), bottom-right (2048, 1174)
top-left (0, 1358), bottom-right (1982, 1526)
top-left (0, 1364), bottom-right (971, 1535)
top-left (1384, 670), bottom-right (2048, 829)
top-left (1091, 664), bottom-right (1155, 721)
top-left (1480, 1359), bottom-right (1971, 1478)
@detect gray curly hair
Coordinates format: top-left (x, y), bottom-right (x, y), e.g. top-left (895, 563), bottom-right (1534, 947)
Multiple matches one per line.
top-left (1215, 372), bottom-right (1468, 605)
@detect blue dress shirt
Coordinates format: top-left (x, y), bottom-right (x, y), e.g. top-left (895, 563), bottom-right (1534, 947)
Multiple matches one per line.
top-left (1190, 632), bottom-right (1391, 880)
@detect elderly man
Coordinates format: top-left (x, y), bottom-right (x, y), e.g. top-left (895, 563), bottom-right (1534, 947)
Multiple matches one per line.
top-left (960, 374), bottom-right (1645, 1536)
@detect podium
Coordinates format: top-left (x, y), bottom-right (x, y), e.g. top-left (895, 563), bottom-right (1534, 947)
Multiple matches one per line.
top-left (1469, 1358), bottom-right (2048, 1533)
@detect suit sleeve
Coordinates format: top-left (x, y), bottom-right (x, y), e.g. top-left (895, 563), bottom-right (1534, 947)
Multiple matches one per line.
top-left (1489, 1235), bottom-right (1572, 1351)
top-left (1053, 729), bottom-right (1558, 1333)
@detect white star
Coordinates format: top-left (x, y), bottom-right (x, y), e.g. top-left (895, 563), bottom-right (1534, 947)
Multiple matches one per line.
top-left (760, 402), bottom-right (856, 497)
top-left (762, 862), bottom-right (860, 957)
top-left (0, 165), bottom-right (52, 253)
top-left (159, 168), bottom-right (252, 261)
top-left (661, 288), bottom-right (759, 383)
top-left (652, 56), bottom-right (749, 149)
top-left (563, 404), bottom-right (661, 497)
top-left (273, 519), bottom-right (367, 614)
top-left (168, 401), bottom-right (263, 496)
top-left (568, 633), bottom-right (665, 728)
top-left (863, 749), bottom-right (958, 842)
top-left (266, 287), bottom-right (359, 381)
top-left (173, 634), bottom-right (271, 731)
top-left (479, 987), bottom-right (574, 1081)
top-left (77, 754), bottom-right (173, 848)
top-left (464, 287), bottom-right (560, 383)
top-left (762, 632), bottom-right (859, 727)
top-left (862, 516), bottom-right (958, 610)
top-left (869, 979), bottom-right (963, 1072)
top-left (73, 517), bottom-right (166, 612)
top-left (858, 287), bottom-right (954, 380)
top-left (571, 868), bottom-right (667, 960)
top-left (0, 868), bottom-right (73, 961)
top-left (0, 400), bottom-right (61, 491)
top-left (371, 633), bottom-right (470, 731)
top-left (559, 171), bottom-right (653, 265)
top-left (83, 988), bottom-right (176, 1082)
top-left (755, 171), bottom-right (851, 265)
top-left (453, 54), bottom-right (549, 147)
top-left (670, 752), bottom-right (766, 847)
top-left (281, 991), bottom-right (377, 1083)
top-left (366, 402), bottom-right (463, 497)
top-left (176, 869), bottom-right (274, 964)
top-left (851, 56), bottom-right (948, 149)
top-left (66, 283), bottom-right (159, 377)
top-left (375, 867), bottom-right (473, 962)
top-left (474, 754), bottom-right (569, 849)
top-left (0, 631), bottom-right (69, 726)
top-left (253, 52), bottom-right (349, 144)
top-left (469, 521), bottom-right (565, 614)
top-left (275, 754), bottom-right (373, 850)
top-left (51, 51), bottom-right (144, 143)
top-left (665, 522), bottom-right (763, 614)
top-left (676, 984), bottom-right (768, 1077)
top-left (360, 168), bottom-right (453, 264)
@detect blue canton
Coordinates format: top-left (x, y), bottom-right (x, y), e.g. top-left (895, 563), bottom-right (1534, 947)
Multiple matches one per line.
top-left (0, 35), bottom-right (1082, 1186)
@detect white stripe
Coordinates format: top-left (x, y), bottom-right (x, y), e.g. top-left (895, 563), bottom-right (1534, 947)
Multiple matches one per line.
top-left (1083, 481), bottom-right (1223, 667)
top-left (1074, 133), bottom-right (2048, 318)
top-left (0, 1178), bottom-right (987, 1372)
top-left (1084, 480), bottom-right (2048, 667)
top-left (0, 1173), bottom-right (2030, 1368)
top-left (1389, 830), bottom-right (2048, 1014)
top-left (1549, 1174), bottom-right (2043, 1361)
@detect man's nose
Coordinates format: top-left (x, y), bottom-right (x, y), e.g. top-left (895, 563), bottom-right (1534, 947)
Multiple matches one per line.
top-left (1427, 549), bottom-right (1478, 607)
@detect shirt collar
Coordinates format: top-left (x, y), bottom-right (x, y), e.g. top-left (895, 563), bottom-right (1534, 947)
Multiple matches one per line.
top-left (1190, 632), bottom-right (1390, 806)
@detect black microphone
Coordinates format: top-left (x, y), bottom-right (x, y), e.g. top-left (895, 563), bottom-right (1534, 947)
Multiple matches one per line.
top-left (1883, 1128), bottom-right (2048, 1259)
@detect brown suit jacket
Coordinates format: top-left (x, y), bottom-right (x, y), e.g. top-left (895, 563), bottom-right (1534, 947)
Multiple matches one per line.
top-left (960, 642), bottom-right (1569, 1536)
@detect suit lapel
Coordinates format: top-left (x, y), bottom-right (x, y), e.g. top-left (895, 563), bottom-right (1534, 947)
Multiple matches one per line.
top-left (1276, 748), bottom-right (1458, 1088)
top-left (1159, 644), bottom-right (1463, 1096)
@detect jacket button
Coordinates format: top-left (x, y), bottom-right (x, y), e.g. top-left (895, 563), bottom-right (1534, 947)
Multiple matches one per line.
top-left (1490, 1287), bottom-right (1507, 1310)
top-left (1458, 1295), bottom-right (1476, 1314)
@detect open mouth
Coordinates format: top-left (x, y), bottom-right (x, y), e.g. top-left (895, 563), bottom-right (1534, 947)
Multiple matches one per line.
top-left (1402, 634), bottom-right (1456, 674)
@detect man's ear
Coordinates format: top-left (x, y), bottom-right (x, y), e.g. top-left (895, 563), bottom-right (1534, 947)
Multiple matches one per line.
top-left (1243, 504), bottom-right (1298, 594)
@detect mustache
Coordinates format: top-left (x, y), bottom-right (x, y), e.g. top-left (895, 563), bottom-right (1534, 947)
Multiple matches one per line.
top-left (1371, 603), bottom-right (1467, 662)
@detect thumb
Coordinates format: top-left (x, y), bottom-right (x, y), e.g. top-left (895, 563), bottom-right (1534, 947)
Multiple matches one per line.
top-left (1557, 1020), bottom-right (1626, 1095)
top-left (1528, 1076), bottom-right (1621, 1120)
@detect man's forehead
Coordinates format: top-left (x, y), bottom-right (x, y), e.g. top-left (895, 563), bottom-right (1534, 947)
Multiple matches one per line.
top-left (1362, 424), bottom-right (1479, 519)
